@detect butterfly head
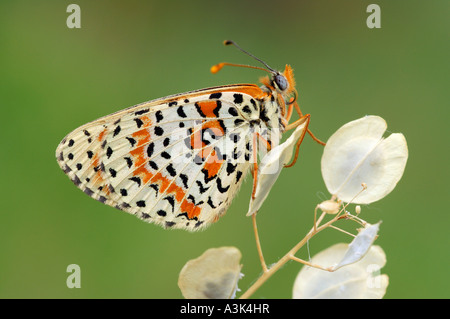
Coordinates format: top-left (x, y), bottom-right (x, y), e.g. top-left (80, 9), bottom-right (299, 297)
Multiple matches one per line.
top-left (270, 65), bottom-right (296, 96)
top-left (258, 64), bottom-right (297, 104)
top-left (212, 41), bottom-right (298, 102)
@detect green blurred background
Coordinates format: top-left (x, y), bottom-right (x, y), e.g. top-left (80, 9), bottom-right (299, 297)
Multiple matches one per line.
top-left (0, 0), bottom-right (448, 299)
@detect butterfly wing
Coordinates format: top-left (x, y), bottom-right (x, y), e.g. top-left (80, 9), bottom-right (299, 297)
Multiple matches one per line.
top-left (56, 85), bottom-right (262, 230)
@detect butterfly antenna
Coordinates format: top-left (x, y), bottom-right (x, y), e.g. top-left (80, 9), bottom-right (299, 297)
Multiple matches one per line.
top-left (223, 40), bottom-right (276, 73)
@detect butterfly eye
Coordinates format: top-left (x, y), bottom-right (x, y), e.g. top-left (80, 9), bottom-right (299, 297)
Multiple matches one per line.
top-left (274, 74), bottom-right (288, 91)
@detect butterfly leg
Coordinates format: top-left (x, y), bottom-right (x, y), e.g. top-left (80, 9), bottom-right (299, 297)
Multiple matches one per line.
top-left (285, 100), bottom-right (295, 122)
top-left (251, 133), bottom-right (259, 200)
top-left (250, 132), bottom-right (273, 199)
top-left (284, 114), bottom-right (311, 168)
top-left (256, 132), bottom-right (272, 152)
top-left (250, 132), bottom-right (269, 272)
top-left (291, 99), bottom-right (326, 146)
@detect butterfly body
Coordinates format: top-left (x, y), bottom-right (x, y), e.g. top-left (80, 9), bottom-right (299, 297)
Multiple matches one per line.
top-left (57, 61), bottom-right (302, 231)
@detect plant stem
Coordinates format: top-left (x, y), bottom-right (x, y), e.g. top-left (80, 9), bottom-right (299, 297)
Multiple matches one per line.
top-left (240, 212), bottom-right (340, 299)
top-left (252, 214), bottom-right (268, 273)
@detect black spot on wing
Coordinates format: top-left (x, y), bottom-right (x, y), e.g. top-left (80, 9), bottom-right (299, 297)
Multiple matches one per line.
top-left (177, 106), bottom-right (187, 118)
top-left (129, 176), bottom-right (141, 187)
top-left (233, 94), bottom-right (243, 104)
top-left (135, 108), bottom-right (149, 116)
top-left (106, 147), bottom-right (113, 159)
top-left (149, 161), bottom-right (158, 170)
top-left (242, 105), bottom-right (252, 114)
top-left (196, 180), bottom-right (210, 194)
top-left (147, 142), bottom-right (154, 158)
top-left (260, 107), bottom-right (271, 122)
top-left (157, 210), bottom-right (167, 217)
top-left (226, 162), bottom-right (237, 175)
top-left (136, 200), bottom-right (146, 207)
top-left (209, 92), bottom-right (222, 99)
top-left (154, 126), bottom-right (164, 136)
top-left (124, 157), bottom-right (133, 168)
top-left (155, 110), bottom-right (163, 123)
top-left (179, 174), bottom-right (189, 188)
top-left (163, 137), bottom-right (170, 147)
top-left (229, 133), bottom-right (240, 143)
top-left (109, 168), bottom-right (117, 178)
top-left (149, 184), bottom-right (159, 197)
top-left (165, 221), bottom-right (176, 228)
top-left (188, 195), bottom-right (204, 206)
top-left (201, 168), bottom-right (217, 183)
top-left (134, 118), bottom-right (143, 128)
top-left (113, 125), bottom-right (121, 137)
top-left (207, 196), bottom-right (217, 209)
top-left (126, 137), bottom-right (136, 147)
top-left (236, 170), bottom-right (243, 183)
top-left (216, 177), bottom-right (230, 193)
top-left (84, 188), bottom-right (94, 196)
top-left (166, 163), bottom-right (177, 177)
top-left (163, 196), bottom-right (175, 212)
top-left (161, 151), bottom-right (171, 159)
top-left (228, 107), bottom-right (238, 117)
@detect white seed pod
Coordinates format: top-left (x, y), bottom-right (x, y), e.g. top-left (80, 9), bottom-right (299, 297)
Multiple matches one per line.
top-left (321, 116), bottom-right (408, 204)
top-left (293, 243), bottom-right (388, 299)
top-left (247, 120), bottom-right (308, 216)
top-left (333, 222), bottom-right (381, 270)
top-left (178, 247), bottom-right (243, 299)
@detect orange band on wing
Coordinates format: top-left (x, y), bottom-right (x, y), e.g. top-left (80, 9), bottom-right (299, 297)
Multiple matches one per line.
top-left (139, 115), bottom-right (152, 128)
top-left (132, 129), bottom-right (151, 147)
top-left (203, 149), bottom-right (223, 180)
top-left (130, 144), bottom-right (202, 220)
top-left (86, 153), bottom-right (110, 199)
top-left (129, 145), bottom-right (147, 168)
top-left (98, 128), bottom-right (107, 142)
top-left (201, 120), bottom-right (225, 136)
top-left (218, 85), bottom-right (267, 99)
top-left (190, 120), bottom-right (226, 150)
top-left (196, 100), bottom-right (219, 118)
top-left (90, 154), bottom-right (104, 185)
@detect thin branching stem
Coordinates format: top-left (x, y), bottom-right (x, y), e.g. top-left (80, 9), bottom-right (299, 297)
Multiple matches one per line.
top-left (241, 184), bottom-right (371, 298)
top-left (328, 224), bottom-right (356, 237)
top-left (252, 213), bottom-right (268, 273)
top-left (240, 212), bottom-right (344, 299)
top-left (289, 256), bottom-right (333, 272)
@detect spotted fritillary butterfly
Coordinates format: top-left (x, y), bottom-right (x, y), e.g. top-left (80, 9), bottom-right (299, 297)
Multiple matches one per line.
top-left (56, 41), bottom-right (317, 231)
